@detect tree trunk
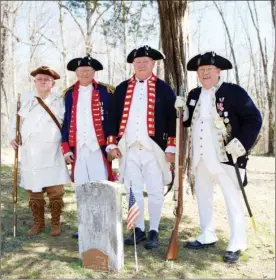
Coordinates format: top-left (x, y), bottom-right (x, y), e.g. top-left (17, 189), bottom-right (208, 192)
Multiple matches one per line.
top-left (58, 1), bottom-right (69, 89)
top-left (157, 0), bottom-right (188, 94)
top-left (157, 0), bottom-right (192, 193)
top-left (270, 0), bottom-right (275, 154)
top-left (1, 1), bottom-right (11, 146)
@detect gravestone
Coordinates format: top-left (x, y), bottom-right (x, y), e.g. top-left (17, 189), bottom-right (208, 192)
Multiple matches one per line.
top-left (75, 181), bottom-right (124, 271)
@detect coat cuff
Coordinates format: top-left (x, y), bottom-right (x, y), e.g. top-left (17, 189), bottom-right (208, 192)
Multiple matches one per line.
top-left (232, 138), bottom-right (246, 156)
top-left (167, 137), bottom-right (176, 147)
top-left (106, 144), bottom-right (118, 153)
top-left (165, 146), bottom-right (176, 154)
top-left (107, 135), bottom-right (117, 145)
top-left (61, 142), bottom-right (71, 155)
top-left (183, 105), bottom-right (189, 122)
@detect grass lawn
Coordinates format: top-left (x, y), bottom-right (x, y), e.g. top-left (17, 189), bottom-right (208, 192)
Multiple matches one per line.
top-left (1, 156), bottom-right (275, 279)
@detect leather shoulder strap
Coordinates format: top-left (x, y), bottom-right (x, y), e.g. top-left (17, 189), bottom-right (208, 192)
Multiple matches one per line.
top-left (35, 96), bottom-right (61, 131)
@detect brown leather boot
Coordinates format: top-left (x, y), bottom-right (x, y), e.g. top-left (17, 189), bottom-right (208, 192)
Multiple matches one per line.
top-left (49, 198), bottom-right (64, 236)
top-left (25, 199), bottom-right (45, 236)
top-left (46, 185), bottom-right (64, 236)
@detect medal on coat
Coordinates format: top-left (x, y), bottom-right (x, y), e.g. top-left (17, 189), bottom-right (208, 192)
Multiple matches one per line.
top-left (223, 111), bottom-right (229, 124)
top-left (100, 102), bottom-right (104, 121)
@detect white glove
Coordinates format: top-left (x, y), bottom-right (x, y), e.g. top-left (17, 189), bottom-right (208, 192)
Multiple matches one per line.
top-left (175, 96), bottom-right (185, 109)
top-left (225, 138), bottom-right (246, 163)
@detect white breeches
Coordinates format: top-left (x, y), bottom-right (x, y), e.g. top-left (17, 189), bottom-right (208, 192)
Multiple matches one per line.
top-left (124, 145), bottom-right (164, 232)
top-left (74, 145), bottom-right (107, 186)
top-left (195, 159), bottom-right (247, 252)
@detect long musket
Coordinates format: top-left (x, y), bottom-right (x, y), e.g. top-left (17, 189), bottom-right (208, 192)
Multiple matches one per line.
top-left (165, 87), bottom-right (185, 260)
top-left (13, 93), bottom-right (21, 237)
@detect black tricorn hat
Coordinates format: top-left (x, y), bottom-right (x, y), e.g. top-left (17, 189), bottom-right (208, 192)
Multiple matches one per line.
top-left (187, 51), bottom-right (232, 71)
top-left (127, 45), bottom-right (165, 63)
top-left (67, 54), bottom-right (103, 71)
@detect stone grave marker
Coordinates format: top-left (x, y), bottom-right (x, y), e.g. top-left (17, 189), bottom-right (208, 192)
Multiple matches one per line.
top-left (75, 181), bottom-right (124, 271)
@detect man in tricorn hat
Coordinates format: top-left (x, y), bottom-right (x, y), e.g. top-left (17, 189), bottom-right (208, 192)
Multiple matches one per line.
top-left (10, 66), bottom-right (70, 236)
top-left (61, 55), bottom-right (114, 238)
top-left (106, 45), bottom-right (176, 249)
top-left (175, 51), bottom-right (262, 263)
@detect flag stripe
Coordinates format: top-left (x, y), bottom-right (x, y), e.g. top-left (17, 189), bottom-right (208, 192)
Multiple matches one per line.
top-left (126, 187), bottom-right (140, 231)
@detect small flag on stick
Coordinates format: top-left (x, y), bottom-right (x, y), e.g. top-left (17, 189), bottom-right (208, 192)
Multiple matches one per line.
top-left (127, 187), bottom-right (140, 232)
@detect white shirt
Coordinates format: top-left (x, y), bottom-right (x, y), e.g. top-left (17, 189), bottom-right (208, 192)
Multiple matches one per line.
top-left (193, 87), bottom-right (225, 174)
top-left (125, 77), bottom-right (152, 150)
top-left (76, 84), bottom-right (99, 152)
top-left (10, 91), bottom-right (70, 192)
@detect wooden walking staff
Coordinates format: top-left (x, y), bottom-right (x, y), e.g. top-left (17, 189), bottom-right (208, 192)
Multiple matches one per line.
top-left (165, 86), bottom-right (185, 260)
top-left (13, 93), bottom-right (21, 237)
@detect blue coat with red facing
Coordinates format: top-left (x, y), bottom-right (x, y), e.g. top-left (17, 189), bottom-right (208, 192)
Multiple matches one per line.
top-left (61, 80), bottom-right (114, 182)
top-left (106, 74), bottom-right (177, 150)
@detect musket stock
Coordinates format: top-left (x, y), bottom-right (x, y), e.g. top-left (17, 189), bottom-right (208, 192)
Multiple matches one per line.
top-left (165, 87), bottom-right (185, 260)
top-left (13, 94), bottom-right (21, 237)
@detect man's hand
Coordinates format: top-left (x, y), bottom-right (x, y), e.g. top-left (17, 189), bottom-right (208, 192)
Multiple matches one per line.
top-left (175, 96), bottom-right (185, 109)
top-left (165, 152), bottom-right (175, 163)
top-left (107, 153), bottom-right (113, 162)
top-left (10, 139), bottom-right (19, 150)
top-left (110, 148), bottom-right (122, 159)
top-left (65, 152), bottom-right (74, 164)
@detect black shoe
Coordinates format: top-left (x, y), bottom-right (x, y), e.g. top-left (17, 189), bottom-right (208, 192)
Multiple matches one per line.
top-left (223, 250), bottom-right (241, 263)
top-left (144, 230), bottom-right (159, 249)
top-left (124, 227), bottom-right (146, 245)
top-left (184, 240), bottom-right (216, 249)
top-left (72, 232), bottom-right (78, 239)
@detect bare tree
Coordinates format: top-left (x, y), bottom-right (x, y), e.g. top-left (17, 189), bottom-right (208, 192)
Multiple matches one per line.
top-left (270, 0), bottom-right (275, 127)
top-left (247, 1), bottom-right (274, 155)
top-left (238, 9), bottom-right (266, 118)
top-left (59, 0), bottom-right (114, 54)
top-left (213, 1), bottom-right (240, 85)
top-left (58, 1), bottom-right (69, 89)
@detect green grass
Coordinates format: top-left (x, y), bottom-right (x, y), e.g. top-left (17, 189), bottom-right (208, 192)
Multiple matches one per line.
top-left (1, 162), bottom-right (275, 279)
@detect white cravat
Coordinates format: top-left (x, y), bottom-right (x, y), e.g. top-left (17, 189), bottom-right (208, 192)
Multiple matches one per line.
top-left (76, 84), bottom-right (99, 152)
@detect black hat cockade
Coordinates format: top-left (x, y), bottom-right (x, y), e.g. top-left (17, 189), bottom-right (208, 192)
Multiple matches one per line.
top-left (187, 51), bottom-right (232, 71)
top-left (127, 45), bottom-right (166, 63)
top-left (67, 54), bottom-right (103, 71)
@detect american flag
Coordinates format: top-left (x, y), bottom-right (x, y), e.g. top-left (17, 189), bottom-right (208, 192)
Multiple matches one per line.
top-left (126, 187), bottom-right (140, 232)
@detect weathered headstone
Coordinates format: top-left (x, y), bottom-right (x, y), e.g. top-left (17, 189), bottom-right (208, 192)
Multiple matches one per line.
top-left (75, 181), bottom-right (124, 271)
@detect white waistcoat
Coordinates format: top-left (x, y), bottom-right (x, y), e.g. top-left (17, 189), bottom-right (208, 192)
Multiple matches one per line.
top-left (125, 79), bottom-right (152, 150)
top-left (76, 84), bottom-right (99, 152)
top-left (192, 87), bottom-right (228, 174)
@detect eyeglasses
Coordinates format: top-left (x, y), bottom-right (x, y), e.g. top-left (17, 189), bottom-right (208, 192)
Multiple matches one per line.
top-left (197, 67), bottom-right (217, 74)
top-left (35, 78), bottom-right (53, 83)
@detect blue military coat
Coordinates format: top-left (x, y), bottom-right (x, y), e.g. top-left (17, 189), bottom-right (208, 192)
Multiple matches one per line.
top-left (61, 80), bottom-right (114, 181)
top-left (107, 75), bottom-right (177, 151)
top-left (184, 82), bottom-right (262, 178)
